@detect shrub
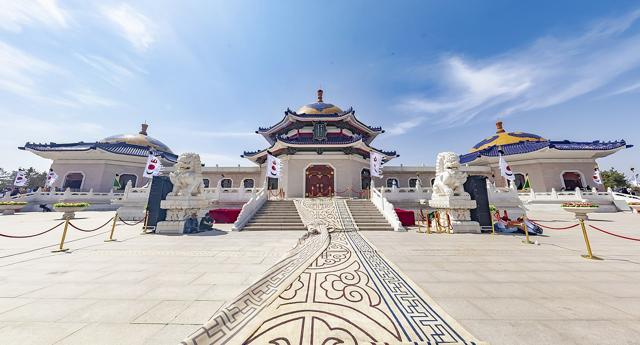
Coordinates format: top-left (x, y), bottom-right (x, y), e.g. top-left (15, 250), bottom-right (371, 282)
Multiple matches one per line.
top-left (0, 201), bottom-right (28, 206)
top-left (561, 202), bottom-right (598, 208)
top-left (53, 202), bottom-right (91, 208)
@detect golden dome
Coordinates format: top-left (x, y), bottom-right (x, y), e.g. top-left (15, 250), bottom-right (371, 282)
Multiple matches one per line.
top-left (100, 123), bottom-right (173, 153)
top-left (296, 89), bottom-right (343, 115)
top-left (470, 121), bottom-right (547, 152)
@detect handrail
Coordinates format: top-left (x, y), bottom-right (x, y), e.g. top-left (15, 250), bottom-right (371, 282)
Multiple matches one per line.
top-left (370, 186), bottom-right (404, 232)
top-left (232, 188), bottom-right (267, 231)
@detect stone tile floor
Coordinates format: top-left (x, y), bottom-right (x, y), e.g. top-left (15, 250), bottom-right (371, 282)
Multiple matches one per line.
top-left (364, 209), bottom-right (640, 345)
top-left (0, 211), bottom-right (303, 345)
top-left (0, 209), bottom-right (639, 344)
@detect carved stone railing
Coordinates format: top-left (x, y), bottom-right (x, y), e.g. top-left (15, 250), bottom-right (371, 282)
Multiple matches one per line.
top-left (1, 188), bottom-right (122, 212)
top-left (232, 188), bottom-right (267, 231)
top-left (380, 186), bottom-right (433, 202)
top-left (203, 187), bottom-right (260, 203)
top-left (370, 181), bottom-right (404, 231)
top-left (111, 182), bottom-right (151, 220)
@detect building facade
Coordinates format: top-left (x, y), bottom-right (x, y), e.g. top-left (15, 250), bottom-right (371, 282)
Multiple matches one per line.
top-left (19, 91), bottom-right (632, 196)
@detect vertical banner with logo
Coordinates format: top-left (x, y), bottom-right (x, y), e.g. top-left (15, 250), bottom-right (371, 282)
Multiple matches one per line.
top-left (592, 167), bottom-right (602, 185)
top-left (143, 154), bottom-right (162, 178)
top-left (266, 154), bottom-right (281, 178)
top-left (370, 152), bottom-right (383, 178)
top-left (498, 152), bottom-right (515, 181)
top-left (14, 170), bottom-right (28, 187)
top-left (46, 169), bottom-right (58, 187)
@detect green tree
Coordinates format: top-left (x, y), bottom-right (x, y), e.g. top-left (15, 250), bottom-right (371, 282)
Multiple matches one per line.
top-left (0, 167), bottom-right (48, 191)
top-left (601, 168), bottom-right (629, 190)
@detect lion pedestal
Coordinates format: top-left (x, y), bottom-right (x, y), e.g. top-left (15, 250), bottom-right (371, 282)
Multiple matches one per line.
top-left (428, 152), bottom-right (481, 234)
top-left (156, 153), bottom-right (210, 235)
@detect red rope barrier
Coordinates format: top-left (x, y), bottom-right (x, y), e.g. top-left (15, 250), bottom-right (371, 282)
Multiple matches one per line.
top-left (68, 217), bottom-right (114, 232)
top-left (118, 217), bottom-right (145, 226)
top-left (0, 221), bottom-right (65, 238)
top-left (588, 224), bottom-right (640, 242)
top-left (529, 220), bottom-right (579, 230)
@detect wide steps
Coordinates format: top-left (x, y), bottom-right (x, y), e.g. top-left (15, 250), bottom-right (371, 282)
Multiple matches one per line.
top-left (242, 200), bottom-right (304, 231)
top-left (346, 199), bottom-right (393, 231)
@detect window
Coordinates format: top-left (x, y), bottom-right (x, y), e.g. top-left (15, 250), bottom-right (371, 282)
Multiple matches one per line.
top-left (63, 172), bottom-right (84, 191)
top-left (409, 178), bottom-right (421, 188)
top-left (562, 171), bottom-right (584, 190)
top-left (202, 179), bottom-right (210, 188)
top-left (430, 178), bottom-right (436, 187)
top-left (243, 179), bottom-right (255, 188)
top-left (118, 174), bottom-right (137, 189)
top-left (220, 178), bottom-right (232, 188)
top-left (267, 177), bottom-right (278, 190)
top-left (386, 178), bottom-right (399, 188)
top-left (514, 173), bottom-right (526, 190)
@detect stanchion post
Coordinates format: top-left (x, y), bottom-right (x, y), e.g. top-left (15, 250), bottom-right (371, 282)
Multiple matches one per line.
top-left (578, 218), bottom-right (602, 260)
top-left (52, 218), bottom-right (70, 253)
top-left (105, 215), bottom-right (118, 242)
top-left (141, 209), bottom-right (149, 235)
top-left (522, 215), bottom-right (534, 244)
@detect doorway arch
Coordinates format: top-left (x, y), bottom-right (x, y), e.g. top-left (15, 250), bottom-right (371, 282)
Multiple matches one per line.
top-left (305, 164), bottom-right (335, 197)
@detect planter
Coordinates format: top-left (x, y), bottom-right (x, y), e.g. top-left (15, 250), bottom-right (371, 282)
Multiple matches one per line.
top-left (562, 206), bottom-right (598, 220)
top-left (53, 206), bottom-right (88, 219)
top-left (0, 204), bottom-right (26, 215)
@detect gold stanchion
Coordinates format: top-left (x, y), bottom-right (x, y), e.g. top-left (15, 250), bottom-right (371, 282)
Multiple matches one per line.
top-left (578, 218), bottom-right (602, 260)
top-left (52, 218), bottom-right (70, 252)
top-left (141, 209), bottom-right (149, 234)
top-left (104, 215), bottom-right (118, 242)
top-left (522, 215), bottom-right (534, 244)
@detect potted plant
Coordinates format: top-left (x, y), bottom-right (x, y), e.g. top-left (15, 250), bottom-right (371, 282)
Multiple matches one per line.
top-left (561, 202), bottom-right (598, 220)
top-left (628, 202), bottom-right (640, 213)
top-left (0, 201), bottom-right (28, 215)
top-left (53, 202), bottom-right (91, 219)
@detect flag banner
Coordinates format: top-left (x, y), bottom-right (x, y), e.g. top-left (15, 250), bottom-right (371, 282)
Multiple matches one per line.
top-left (46, 169), bottom-right (58, 187)
top-left (498, 153), bottom-right (515, 181)
top-left (522, 174), bottom-right (531, 190)
top-left (113, 176), bottom-right (121, 189)
top-left (143, 154), bottom-right (162, 178)
top-left (14, 170), bottom-right (27, 187)
top-left (266, 154), bottom-right (281, 178)
top-left (370, 151), bottom-right (383, 178)
top-left (592, 168), bottom-right (602, 185)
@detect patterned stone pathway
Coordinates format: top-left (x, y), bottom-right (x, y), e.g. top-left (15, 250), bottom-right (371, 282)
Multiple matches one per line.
top-left (184, 199), bottom-right (484, 345)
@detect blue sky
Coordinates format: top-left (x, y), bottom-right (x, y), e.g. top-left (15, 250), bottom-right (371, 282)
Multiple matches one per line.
top-left (1, 0), bottom-right (639, 177)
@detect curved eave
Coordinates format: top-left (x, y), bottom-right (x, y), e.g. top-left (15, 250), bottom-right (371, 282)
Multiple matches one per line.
top-left (20, 142), bottom-right (178, 164)
top-left (256, 108), bottom-right (383, 144)
top-left (241, 138), bottom-right (397, 163)
top-left (460, 140), bottom-right (630, 165)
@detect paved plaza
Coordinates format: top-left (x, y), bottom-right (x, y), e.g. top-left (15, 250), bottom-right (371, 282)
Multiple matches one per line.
top-left (0, 209), bottom-right (639, 344)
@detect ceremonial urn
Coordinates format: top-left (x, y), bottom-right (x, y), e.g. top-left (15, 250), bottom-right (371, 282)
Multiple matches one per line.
top-left (428, 152), bottom-right (481, 234)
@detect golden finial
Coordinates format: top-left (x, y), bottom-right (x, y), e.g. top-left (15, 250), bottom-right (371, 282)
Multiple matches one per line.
top-left (139, 123), bottom-right (148, 135)
top-left (317, 89), bottom-right (324, 103)
top-left (495, 121), bottom-right (505, 133)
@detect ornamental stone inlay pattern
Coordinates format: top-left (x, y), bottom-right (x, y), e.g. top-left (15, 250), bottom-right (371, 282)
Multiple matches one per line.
top-left (184, 198), bottom-right (485, 345)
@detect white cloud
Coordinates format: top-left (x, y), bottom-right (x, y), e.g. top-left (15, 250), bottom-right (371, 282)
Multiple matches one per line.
top-left (101, 3), bottom-right (155, 52)
top-left (63, 89), bottom-right (118, 108)
top-left (0, 40), bottom-right (57, 99)
top-left (193, 131), bottom-right (256, 138)
top-left (606, 81), bottom-right (640, 97)
top-left (74, 53), bottom-right (139, 85)
top-left (386, 117), bottom-right (425, 136)
top-left (400, 9), bottom-right (640, 126)
top-left (0, 0), bottom-right (69, 32)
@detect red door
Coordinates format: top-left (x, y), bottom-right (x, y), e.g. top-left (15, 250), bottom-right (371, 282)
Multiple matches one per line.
top-left (305, 165), bottom-right (334, 197)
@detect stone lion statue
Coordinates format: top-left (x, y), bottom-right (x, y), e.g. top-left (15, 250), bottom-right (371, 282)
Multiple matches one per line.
top-left (169, 153), bottom-right (204, 196)
top-left (432, 152), bottom-right (468, 197)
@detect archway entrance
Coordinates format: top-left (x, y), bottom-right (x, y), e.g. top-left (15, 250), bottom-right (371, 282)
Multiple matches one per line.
top-left (562, 171), bottom-right (584, 190)
top-left (305, 165), bottom-right (334, 197)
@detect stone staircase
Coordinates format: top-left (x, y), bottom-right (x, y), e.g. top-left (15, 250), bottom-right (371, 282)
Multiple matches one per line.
top-left (242, 200), bottom-right (306, 231)
top-left (346, 199), bottom-right (393, 231)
